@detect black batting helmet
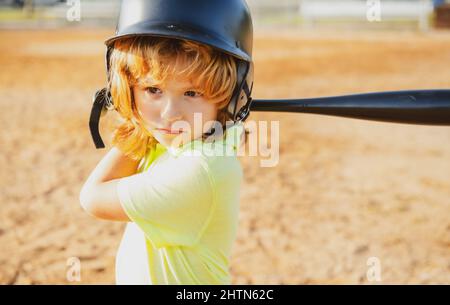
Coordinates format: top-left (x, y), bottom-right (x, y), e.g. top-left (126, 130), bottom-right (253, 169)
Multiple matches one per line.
top-left (89, 0), bottom-right (254, 149)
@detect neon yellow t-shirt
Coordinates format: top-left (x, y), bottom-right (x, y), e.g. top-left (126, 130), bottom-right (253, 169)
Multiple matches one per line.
top-left (115, 123), bottom-right (245, 284)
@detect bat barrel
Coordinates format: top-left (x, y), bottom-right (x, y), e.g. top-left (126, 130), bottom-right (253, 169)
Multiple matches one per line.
top-left (249, 89), bottom-right (450, 126)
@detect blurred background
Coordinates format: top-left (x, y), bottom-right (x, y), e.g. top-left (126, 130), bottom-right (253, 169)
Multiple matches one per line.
top-left (0, 0), bottom-right (449, 284)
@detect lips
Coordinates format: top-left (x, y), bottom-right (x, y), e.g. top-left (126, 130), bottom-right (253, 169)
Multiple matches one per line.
top-left (157, 128), bottom-right (184, 134)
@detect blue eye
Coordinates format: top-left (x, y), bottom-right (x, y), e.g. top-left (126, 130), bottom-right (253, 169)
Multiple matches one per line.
top-left (185, 90), bottom-right (203, 97)
top-left (146, 87), bottom-right (161, 94)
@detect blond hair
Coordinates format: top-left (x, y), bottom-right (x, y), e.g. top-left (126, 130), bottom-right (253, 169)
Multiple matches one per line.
top-left (108, 36), bottom-right (238, 161)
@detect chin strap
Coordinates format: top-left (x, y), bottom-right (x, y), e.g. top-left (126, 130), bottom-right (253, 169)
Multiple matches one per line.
top-left (235, 80), bottom-right (253, 122)
top-left (227, 60), bottom-right (253, 124)
top-left (89, 47), bottom-right (114, 149)
top-left (89, 88), bottom-right (112, 149)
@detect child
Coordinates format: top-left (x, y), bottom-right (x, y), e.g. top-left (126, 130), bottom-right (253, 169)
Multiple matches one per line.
top-left (80, 0), bottom-right (254, 284)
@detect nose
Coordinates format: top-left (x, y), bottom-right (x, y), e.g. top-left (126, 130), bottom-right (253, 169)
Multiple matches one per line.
top-left (160, 96), bottom-right (183, 122)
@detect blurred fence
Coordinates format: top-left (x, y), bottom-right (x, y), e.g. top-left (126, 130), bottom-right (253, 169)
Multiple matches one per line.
top-left (0, 0), bottom-right (121, 28)
top-left (247, 0), bottom-right (436, 31)
top-left (299, 0), bottom-right (433, 31)
top-left (246, 0), bottom-right (301, 28)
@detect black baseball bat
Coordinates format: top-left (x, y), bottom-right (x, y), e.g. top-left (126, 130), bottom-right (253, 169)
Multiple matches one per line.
top-left (249, 89), bottom-right (450, 126)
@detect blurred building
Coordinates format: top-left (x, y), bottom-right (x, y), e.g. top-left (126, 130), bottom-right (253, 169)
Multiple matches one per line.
top-left (0, 0), bottom-right (65, 7)
top-left (434, 0), bottom-right (450, 28)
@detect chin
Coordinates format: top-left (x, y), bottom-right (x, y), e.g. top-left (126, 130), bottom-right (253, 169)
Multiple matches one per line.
top-left (160, 133), bottom-right (191, 148)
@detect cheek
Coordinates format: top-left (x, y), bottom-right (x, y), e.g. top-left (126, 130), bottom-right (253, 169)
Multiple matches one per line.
top-left (138, 102), bottom-right (159, 120)
top-left (192, 100), bottom-right (218, 122)
top-left (134, 93), bottom-right (160, 123)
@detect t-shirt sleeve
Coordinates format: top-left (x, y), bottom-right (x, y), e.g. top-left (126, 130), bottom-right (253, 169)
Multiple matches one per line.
top-left (116, 153), bottom-right (216, 248)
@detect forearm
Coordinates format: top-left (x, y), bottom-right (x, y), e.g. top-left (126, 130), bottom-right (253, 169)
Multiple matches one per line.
top-left (82, 146), bottom-right (142, 189)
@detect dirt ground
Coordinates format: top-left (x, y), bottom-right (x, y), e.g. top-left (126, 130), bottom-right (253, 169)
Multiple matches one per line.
top-left (0, 28), bottom-right (449, 284)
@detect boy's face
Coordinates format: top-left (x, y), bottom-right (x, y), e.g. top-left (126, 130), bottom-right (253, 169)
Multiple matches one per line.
top-left (132, 73), bottom-right (218, 149)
